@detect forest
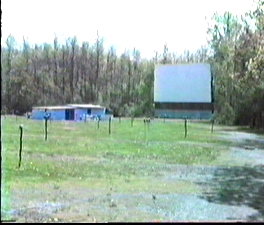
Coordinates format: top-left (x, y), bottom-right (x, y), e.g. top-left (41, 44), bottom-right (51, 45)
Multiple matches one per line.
top-left (1, 0), bottom-right (263, 128)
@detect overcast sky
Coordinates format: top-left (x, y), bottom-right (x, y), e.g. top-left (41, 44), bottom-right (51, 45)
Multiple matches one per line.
top-left (1, 0), bottom-right (256, 58)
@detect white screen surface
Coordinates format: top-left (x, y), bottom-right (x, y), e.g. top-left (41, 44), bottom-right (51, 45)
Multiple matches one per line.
top-left (154, 63), bottom-right (212, 103)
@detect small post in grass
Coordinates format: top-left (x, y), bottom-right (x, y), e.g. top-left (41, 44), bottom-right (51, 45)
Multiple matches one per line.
top-left (131, 116), bottom-right (134, 127)
top-left (18, 124), bottom-right (23, 168)
top-left (143, 118), bottom-right (151, 140)
top-left (144, 122), bottom-right (147, 141)
top-left (211, 119), bottom-right (214, 133)
top-left (45, 117), bottom-right (48, 140)
top-left (144, 118), bottom-right (150, 131)
top-left (119, 114), bottom-right (121, 124)
top-left (147, 118), bottom-right (150, 131)
top-left (97, 117), bottom-right (100, 129)
top-left (163, 114), bottom-right (166, 123)
top-left (109, 117), bottom-right (111, 135)
top-left (184, 118), bottom-right (187, 138)
top-left (44, 109), bottom-right (49, 141)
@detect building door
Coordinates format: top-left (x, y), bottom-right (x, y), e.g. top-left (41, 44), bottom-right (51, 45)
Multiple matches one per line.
top-left (87, 108), bottom-right (91, 115)
top-left (65, 109), bottom-right (75, 120)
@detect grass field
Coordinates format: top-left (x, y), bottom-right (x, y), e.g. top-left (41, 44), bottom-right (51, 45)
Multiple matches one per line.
top-left (2, 115), bottom-right (262, 222)
top-left (2, 116), bottom-right (227, 182)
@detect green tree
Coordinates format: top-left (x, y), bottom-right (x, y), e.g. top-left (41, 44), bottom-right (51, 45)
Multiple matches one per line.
top-left (2, 35), bottom-right (16, 112)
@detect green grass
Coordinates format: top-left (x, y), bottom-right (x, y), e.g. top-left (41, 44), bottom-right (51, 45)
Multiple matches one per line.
top-left (1, 116), bottom-right (230, 191)
top-left (2, 117), bottom-right (227, 181)
top-left (1, 115), bottom-right (242, 220)
top-left (2, 115), bottom-right (263, 222)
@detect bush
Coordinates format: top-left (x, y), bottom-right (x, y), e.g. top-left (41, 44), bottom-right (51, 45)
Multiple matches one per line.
top-left (216, 102), bottom-right (236, 125)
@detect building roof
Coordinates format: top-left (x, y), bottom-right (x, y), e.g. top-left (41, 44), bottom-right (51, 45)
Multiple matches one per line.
top-left (32, 104), bottom-right (106, 111)
top-left (32, 105), bottom-right (75, 110)
top-left (67, 104), bottom-right (105, 109)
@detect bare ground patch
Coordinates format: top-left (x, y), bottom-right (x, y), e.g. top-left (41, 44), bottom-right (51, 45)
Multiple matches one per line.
top-left (24, 153), bottom-right (100, 163)
top-left (4, 161), bottom-right (263, 222)
top-left (6, 184), bottom-right (259, 223)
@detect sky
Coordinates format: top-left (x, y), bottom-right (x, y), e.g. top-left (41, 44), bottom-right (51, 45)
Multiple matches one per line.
top-left (1, 0), bottom-right (256, 58)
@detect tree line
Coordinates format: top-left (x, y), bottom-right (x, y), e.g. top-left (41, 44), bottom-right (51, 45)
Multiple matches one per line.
top-left (1, 33), bottom-right (208, 117)
top-left (208, 0), bottom-right (264, 128)
top-left (1, 0), bottom-right (263, 128)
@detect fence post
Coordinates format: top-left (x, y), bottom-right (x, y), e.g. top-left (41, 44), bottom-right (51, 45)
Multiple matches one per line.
top-left (144, 119), bottom-right (147, 141)
top-left (45, 118), bottom-right (48, 140)
top-left (44, 110), bottom-right (49, 141)
top-left (211, 119), bottom-right (214, 133)
top-left (131, 116), bottom-right (134, 127)
top-left (147, 118), bottom-right (150, 131)
top-left (184, 119), bottom-right (187, 138)
top-left (109, 117), bottom-right (111, 135)
top-left (18, 125), bottom-right (23, 168)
